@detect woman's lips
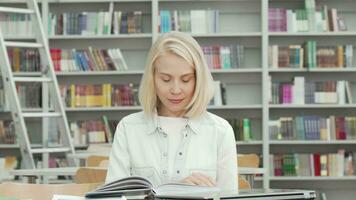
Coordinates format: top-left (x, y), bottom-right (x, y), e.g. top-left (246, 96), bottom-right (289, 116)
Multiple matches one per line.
top-left (168, 99), bottom-right (183, 104)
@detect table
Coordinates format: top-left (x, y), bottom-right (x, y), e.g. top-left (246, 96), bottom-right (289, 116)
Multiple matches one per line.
top-left (9, 167), bottom-right (103, 184)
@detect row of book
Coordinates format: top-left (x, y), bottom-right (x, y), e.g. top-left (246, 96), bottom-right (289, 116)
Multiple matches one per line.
top-left (202, 45), bottom-right (244, 70)
top-left (50, 47), bottom-right (128, 72)
top-left (227, 118), bottom-right (253, 141)
top-left (17, 83), bottom-right (42, 109)
top-left (159, 10), bottom-right (219, 34)
top-left (269, 77), bottom-right (353, 105)
top-left (210, 81), bottom-right (227, 106)
top-left (7, 48), bottom-right (41, 72)
top-left (270, 150), bottom-right (356, 177)
top-left (269, 116), bottom-right (356, 141)
top-left (60, 83), bottom-right (139, 108)
top-left (0, 120), bottom-right (15, 145)
top-left (269, 0), bottom-right (347, 32)
top-left (70, 116), bottom-right (118, 145)
top-left (269, 43), bottom-right (354, 69)
top-left (48, 10), bottom-right (143, 36)
top-left (0, 13), bottom-right (33, 37)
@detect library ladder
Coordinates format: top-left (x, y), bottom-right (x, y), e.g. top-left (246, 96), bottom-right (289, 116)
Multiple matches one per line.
top-left (0, 0), bottom-right (75, 170)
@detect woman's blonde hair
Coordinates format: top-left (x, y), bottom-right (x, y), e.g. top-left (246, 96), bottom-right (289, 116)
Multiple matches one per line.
top-left (139, 32), bottom-right (214, 118)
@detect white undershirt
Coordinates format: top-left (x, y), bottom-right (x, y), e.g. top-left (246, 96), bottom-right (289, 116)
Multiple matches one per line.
top-left (158, 116), bottom-right (187, 180)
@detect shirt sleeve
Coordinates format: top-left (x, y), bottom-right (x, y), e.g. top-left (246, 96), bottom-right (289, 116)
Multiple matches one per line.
top-left (216, 122), bottom-right (238, 192)
top-left (105, 119), bottom-right (131, 183)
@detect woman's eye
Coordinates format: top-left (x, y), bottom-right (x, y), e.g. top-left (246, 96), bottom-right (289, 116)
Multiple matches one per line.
top-left (162, 78), bottom-right (170, 82)
top-left (182, 79), bottom-right (190, 83)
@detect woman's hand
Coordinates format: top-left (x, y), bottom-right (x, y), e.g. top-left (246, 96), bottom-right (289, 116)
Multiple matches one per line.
top-left (180, 172), bottom-right (216, 187)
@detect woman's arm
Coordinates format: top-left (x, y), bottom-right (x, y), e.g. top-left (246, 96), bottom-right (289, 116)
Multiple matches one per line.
top-left (217, 123), bottom-right (238, 192)
top-left (105, 120), bottom-right (131, 183)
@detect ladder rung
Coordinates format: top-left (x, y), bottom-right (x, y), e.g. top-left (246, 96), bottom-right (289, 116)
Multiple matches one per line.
top-left (13, 77), bottom-right (52, 82)
top-left (4, 41), bottom-right (43, 48)
top-left (22, 112), bottom-right (61, 118)
top-left (0, 7), bottom-right (34, 14)
top-left (31, 147), bottom-right (71, 154)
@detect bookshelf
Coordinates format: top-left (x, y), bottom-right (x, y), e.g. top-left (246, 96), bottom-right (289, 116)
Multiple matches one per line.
top-left (1, 0), bottom-right (356, 198)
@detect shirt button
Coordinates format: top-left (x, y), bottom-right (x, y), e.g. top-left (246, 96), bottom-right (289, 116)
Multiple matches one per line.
top-left (177, 170), bottom-right (180, 174)
top-left (179, 152), bottom-right (183, 156)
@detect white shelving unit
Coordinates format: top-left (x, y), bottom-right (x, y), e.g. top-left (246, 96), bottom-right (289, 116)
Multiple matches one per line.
top-left (1, 0), bottom-right (356, 198)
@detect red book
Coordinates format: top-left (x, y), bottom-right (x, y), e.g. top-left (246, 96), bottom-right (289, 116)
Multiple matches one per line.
top-left (313, 154), bottom-right (321, 176)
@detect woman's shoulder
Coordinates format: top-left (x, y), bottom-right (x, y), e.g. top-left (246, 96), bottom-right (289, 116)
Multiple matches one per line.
top-left (120, 111), bottom-right (147, 125)
top-left (201, 112), bottom-right (231, 128)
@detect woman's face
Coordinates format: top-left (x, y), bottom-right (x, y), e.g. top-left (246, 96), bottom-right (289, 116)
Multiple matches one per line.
top-left (154, 53), bottom-right (196, 117)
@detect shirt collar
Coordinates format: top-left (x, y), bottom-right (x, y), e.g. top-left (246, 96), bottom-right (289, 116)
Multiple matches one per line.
top-left (146, 109), bottom-right (206, 135)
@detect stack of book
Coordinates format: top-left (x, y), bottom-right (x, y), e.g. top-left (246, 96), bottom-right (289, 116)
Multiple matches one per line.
top-left (60, 83), bottom-right (139, 108)
top-left (48, 10), bottom-right (143, 35)
top-left (70, 116), bottom-right (118, 145)
top-left (0, 13), bottom-right (33, 37)
top-left (50, 47), bottom-right (128, 72)
top-left (228, 118), bottom-right (253, 141)
top-left (159, 9), bottom-right (219, 34)
top-left (269, 43), bottom-right (353, 69)
top-left (269, 115), bottom-right (356, 140)
top-left (269, 0), bottom-right (347, 32)
top-left (0, 121), bottom-right (16, 145)
top-left (202, 45), bottom-right (244, 69)
top-left (270, 76), bottom-right (353, 105)
top-left (270, 150), bottom-right (356, 177)
top-left (7, 48), bottom-right (41, 72)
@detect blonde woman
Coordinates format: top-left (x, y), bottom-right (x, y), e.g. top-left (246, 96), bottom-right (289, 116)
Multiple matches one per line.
top-left (106, 32), bottom-right (238, 192)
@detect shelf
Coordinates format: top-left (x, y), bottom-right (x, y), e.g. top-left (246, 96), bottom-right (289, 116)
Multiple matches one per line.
top-left (66, 106), bottom-right (142, 111)
top-left (269, 104), bottom-right (356, 109)
top-left (269, 68), bottom-right (356, 73)
top-left (190, 32), bottom-right (262, 38)
top-left (236, 141), bottom-right (263, 145)
top-left (49, 34), bottom-right (152, 40)
top-left (65, 105), bottom-right (262, 112)
top-left (208, 105), bottom-right (263, 110)
top-left (56, 70), bottom-right (144, 76)
top-left (4, 36), bottom-right (36, 40)
top-left (269, 32), bottom-right (356, 37)
top-left (11, 69), bottom-right (265, 77)
top-left (13, 72), bottom-right (42, 76)
top-left (270, 140), bottom-right (356, 145)
top-left (0, 144), bottom-right (87, 149)
top-left (211, 68), bottom-right (262, 73)
top-left (56, 68), bottom-right (261, 76)
top-left (159, 0), bottom-right (259, 2)
top-left (270, 176), bottom-right (356, 181)
top-left (48, 0), bottom-right (151, 3)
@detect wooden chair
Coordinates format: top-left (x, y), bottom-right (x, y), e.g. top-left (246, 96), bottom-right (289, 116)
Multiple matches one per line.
top-left (86, 155), bottom-right (109, 167)
top-left (75, 167), bottom-right (108, 184)
top-left (0, 182), bottom-right (100, 200)
top-left (237, 154), bottom-right (260, 190)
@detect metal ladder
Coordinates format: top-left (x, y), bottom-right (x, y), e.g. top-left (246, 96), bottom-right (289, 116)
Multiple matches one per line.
top-left (0, 0), bottom-right (75, 170)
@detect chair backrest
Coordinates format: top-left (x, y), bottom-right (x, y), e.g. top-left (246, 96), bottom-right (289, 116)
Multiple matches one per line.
top-left (237, 154), bottom-right (260, 190)
top-left (86, 155), bottom-right (109, 167)
top-left (75, 167), bottom-right (107, 184)
top-left (99, 159), bottom-right (109, 168)
top-left (0, 182), bottom-right (100, 200)
top-left (237, 154), bottom-right (260, 168)
top-left (238, 177), bottom-right (251, 190)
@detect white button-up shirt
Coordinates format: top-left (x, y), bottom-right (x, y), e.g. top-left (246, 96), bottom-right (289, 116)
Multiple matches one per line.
top-left (105, 111), bottom-right (238, 192)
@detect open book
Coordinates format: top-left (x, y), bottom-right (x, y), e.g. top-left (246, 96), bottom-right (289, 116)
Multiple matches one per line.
top-left (85, 176), bottom-right (220, 199)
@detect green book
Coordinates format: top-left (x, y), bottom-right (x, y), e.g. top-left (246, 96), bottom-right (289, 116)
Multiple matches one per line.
top-left (243, 118), bottom-right (251, 141)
